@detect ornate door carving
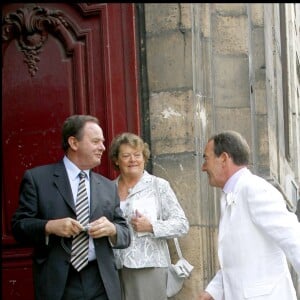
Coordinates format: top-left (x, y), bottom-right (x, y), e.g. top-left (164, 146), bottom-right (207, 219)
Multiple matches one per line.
top-left (2, 3), bottom-right (140, 299)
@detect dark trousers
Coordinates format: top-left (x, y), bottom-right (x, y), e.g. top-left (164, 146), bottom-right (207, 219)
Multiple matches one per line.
top-left (62, 260), bottom-right (108, 300)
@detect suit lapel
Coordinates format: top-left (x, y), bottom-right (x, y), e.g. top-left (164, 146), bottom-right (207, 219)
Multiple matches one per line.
top-left (53, 161), bottom-right (76, 213)
top-left (219, 192), bottom-right (238, 243)
top-left (218, 192), bottom-right (228, 242)
top-left (90, 172), bottom-right (103, 217)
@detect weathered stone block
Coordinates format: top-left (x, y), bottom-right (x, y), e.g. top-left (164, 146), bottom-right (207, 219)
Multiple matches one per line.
top-left (150, 90), bottom-right (195, 154)
top-left (213, 55), bottom-right (250, 107)
top-left (213, 13), bottom-right (249, 55)
top-left (145, 3), bottom-right (192, 34)
top-left (147, 31), bottom-right (192, 91)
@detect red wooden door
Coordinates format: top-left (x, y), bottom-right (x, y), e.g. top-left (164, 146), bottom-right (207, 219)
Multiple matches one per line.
top-left (2, 3), bottom-right (140, 299)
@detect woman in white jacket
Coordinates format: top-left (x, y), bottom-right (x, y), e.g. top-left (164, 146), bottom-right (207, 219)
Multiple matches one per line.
top-left (109, 132), bottom-right (189, 300)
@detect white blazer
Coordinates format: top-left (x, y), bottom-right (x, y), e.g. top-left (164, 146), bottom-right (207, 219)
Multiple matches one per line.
top-left (113, 171), bottom-right (189, 269)
top-left (206, 169), bottom-right (300, 300)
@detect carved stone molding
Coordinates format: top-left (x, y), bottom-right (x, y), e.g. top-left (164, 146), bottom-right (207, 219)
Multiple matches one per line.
top-left (2, 5), bottom-right (69, 76)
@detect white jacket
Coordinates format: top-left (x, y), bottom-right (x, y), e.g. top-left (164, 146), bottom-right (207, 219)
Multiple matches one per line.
top-left (206, 169), bottom-right (300, 300)
top-left (113, 171), bottom-right (189, 268)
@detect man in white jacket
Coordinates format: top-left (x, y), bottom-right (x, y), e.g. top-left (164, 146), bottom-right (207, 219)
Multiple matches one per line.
top-left (197, 130), bottom-right (300, 300)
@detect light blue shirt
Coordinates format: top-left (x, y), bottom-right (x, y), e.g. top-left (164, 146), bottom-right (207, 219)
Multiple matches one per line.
top-left (63, 156), bottom-right (91, 206)
top-left (220, 167), bottom-right (248, 216)
top-left (63, 156), bottom-right (96, 261)
top-left (223, 167), bottom-right (248, 194)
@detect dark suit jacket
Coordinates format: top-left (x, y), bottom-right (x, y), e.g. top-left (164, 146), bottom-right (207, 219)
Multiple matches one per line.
top-left (11, 161), bottom-right (130, 300)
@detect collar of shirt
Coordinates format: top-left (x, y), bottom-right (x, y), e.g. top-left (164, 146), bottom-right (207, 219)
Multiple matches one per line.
top-left (63, 155), bottom-right (90, 180)
top-left (223, 167), bottom-right (248, 194)
top-left (63, 155), bottom-right (90, 203)
top-left (116, 170), bottom-right (152, 196)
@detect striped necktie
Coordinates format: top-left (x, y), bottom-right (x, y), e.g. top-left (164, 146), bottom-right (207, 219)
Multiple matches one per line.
top-left (70, 171), bottom-right (89, 271)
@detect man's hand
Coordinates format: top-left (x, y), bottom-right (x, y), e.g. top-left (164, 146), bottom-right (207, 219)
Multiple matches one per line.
top-left (196, 291), bottom-right (214, 300)
top-left (45, 218), bottom-right (83, 238)
top-left (88, 216), bottom-right (117, 238)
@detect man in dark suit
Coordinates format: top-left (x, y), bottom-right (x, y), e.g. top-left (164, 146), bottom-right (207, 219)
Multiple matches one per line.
top-left (12, 114), bottom-right (130, 300)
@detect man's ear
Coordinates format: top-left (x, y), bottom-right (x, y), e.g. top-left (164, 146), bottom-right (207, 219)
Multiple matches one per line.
top-left (221, 151), bottom-right (230, 163)
top-left (68, 136), bottom-right (78, 151)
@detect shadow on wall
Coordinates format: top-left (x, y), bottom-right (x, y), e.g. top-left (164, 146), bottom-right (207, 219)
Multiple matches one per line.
top-left (296, 200), bottom-right (300, 221)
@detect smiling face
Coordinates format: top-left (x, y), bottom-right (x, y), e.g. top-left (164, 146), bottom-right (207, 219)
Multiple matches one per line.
top-left (68, 121), bottom-right (106, 170)
top-left (201, 139), bottom-right (226, 188)
top-left (116, 144), bottom-right (145, 179)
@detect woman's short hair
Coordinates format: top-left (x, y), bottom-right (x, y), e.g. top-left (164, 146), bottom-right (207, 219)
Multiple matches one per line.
top-left (109, 132), bottom-right (150, 170)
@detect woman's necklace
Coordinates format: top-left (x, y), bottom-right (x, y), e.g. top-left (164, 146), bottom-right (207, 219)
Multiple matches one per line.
top-left (120, 178), bottom-right (136, 195)
top-left (124, 183), bottom-right (134, 195)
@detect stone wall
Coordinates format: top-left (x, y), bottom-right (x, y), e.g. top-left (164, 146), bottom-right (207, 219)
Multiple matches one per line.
top-left (142, 3), bottom-right (300, 298)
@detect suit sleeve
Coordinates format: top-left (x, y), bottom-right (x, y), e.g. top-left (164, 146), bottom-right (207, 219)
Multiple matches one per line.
top-left (247, 178), bottom-right (300, 276)
top-left (11, 170), bottom-right (48, 245)
top-left (205, 269), bottom-right (224, 300)
top-left (111, 186), bottom-right (131, 249)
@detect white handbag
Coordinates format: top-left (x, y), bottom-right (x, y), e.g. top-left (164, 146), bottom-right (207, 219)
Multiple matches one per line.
top-left (167, 238), bottom-right (194, 297)
top-left (153, 176), bottom-right (194, 298)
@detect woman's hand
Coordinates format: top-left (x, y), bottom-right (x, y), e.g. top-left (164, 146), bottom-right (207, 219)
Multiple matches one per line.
top-left (130, 210), bottom-right (153, 233)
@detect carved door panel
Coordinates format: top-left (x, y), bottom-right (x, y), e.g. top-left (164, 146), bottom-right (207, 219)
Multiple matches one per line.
top-left (2, 3), bottom-right (140, 299)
